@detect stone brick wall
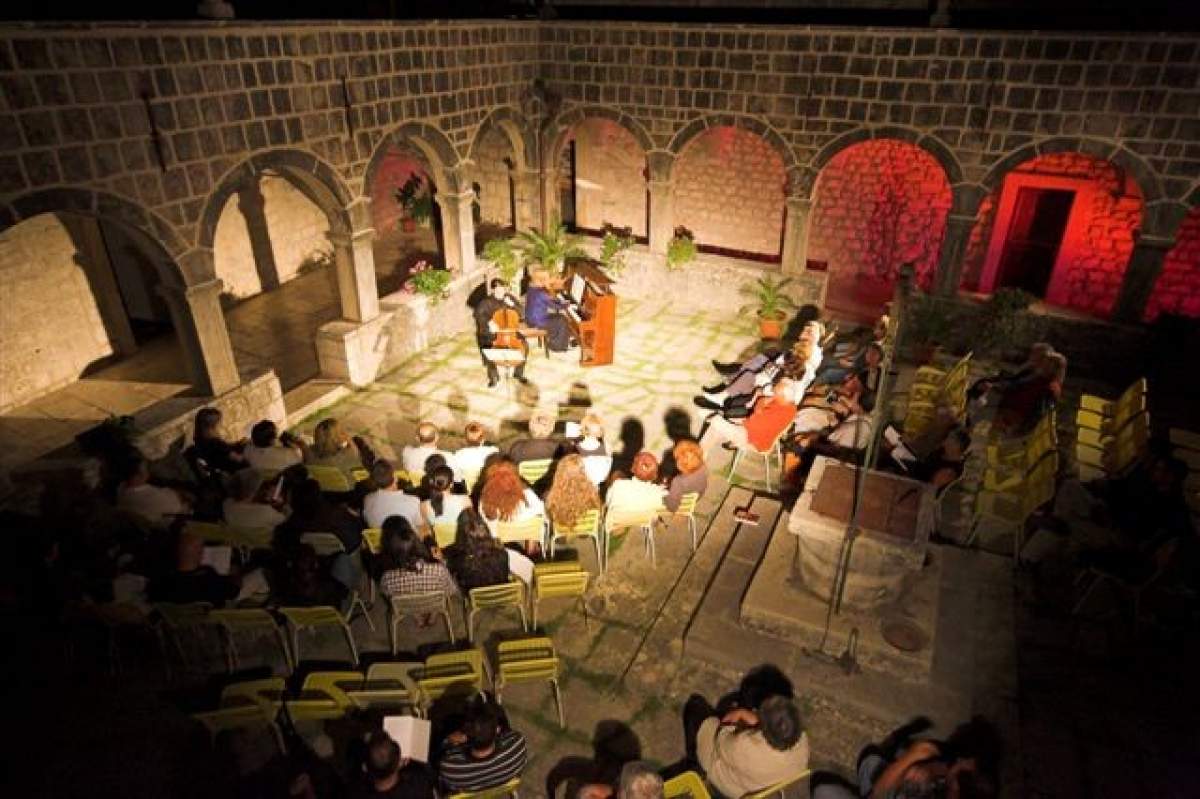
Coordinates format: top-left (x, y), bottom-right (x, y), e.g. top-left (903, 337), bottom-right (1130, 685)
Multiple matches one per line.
top-left (0, 213), bottom-right (112, 410)
top-left (213, 175), bottom-right (331, 298)
top-left (472, 126), bottom-right (515, 228)
top-left (672, 125), bottom-right (785, 256)
top-left (809, 138), bottom-right (951, 293)
top-left (1147, 206), bottom-right (1200, 320)
top-left (571, 117), bottom-right (648, 236)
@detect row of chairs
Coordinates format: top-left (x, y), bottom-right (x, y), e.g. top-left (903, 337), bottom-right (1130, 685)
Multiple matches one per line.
top-left (899, 351), bottom-right (973, 438)
top-left (1074, 377), bottom-right (1150, 481)
top-left (966, 448), bottom-right (1059, 560)
top-left (663, 769), bottom-right (813, 799)
top-left (981, 409), bottom-right (1058, 494)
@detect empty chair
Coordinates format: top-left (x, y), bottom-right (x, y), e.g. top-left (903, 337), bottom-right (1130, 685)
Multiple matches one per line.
top-left (219, 676), bottom-right (286, 713)
top-left (346, 661), bottom-right (422, 714)
top-left (465, 579), bottom-right (528, 642)
top-left (278, 606), bottom-right (359, 667)
top-left (413, 648), bottom-right (487, 709)
top-left (286, 670), bottom-right (361, 722)
top-left (493, 636), bottom-right (564, 727)
top-left (208, 608), bottom-right (291, 674)
top-left (388, 591), bottom-right (457, 653)
top-left (531, 563), bottom-right (589, 629)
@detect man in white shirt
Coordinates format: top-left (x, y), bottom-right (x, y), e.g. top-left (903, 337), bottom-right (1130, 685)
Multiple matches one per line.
top-left (453, 421), bottom-right (499, 477)
top-left (242, 420), bottom-right (303, 473)
top-left (116, 453), bottom-right (190, 529)
top-left (222, 468), bottom-right (288, 529)
top-left (363, 459), bottom-right (422, 529)
top-left (401, 421), bottom-right (456, 477)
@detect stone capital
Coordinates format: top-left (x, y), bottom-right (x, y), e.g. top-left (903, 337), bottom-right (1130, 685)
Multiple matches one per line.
top-left (328, 227), bottom-right (376, 249)
top-left (946, 212), bottom-right (977, 228)
top-left (435, 189), bottom-right (476, 209)
top-left (157, 278), bottom-right (225, 303)
top-left (1133, 234), bottom-right (1177, 251)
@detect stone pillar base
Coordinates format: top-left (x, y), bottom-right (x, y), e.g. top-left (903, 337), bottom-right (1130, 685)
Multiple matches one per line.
top-left (316, 313), bottom-right (395, 387)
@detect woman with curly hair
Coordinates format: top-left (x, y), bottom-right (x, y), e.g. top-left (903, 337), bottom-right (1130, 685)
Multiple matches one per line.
top-left (444, 508), bottom-right (510, 592)
top-left (664, 440), bottom-right (707, 512)
top-left (545, 454), bottom-right (603, 528)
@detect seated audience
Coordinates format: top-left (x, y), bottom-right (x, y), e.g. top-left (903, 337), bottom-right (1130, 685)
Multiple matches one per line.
top-left (421, 465), bottom-right (471, 531)
top-left (696, 348), bottom-right (788, 412)
top-left (364, 459), bottom-right (422, 530)
top-left (545, 453), bottom-right (604, 529)
top-left (440, 696), bottom-right (528, 794)
top-left (454, 421), bottom-right (500, 478)
top-left (508, 410), bottom-right (561, 464)
top-left (402, 421), bottom-right (454, 477)
top-left (480, 461), bottom-right (546, 539)
top-left (348, 730), bottom-right (436, 799)
top-left (222, 468), bottom-right (287, 529)
top-left (445, 509), bottom-right (510, 592)
top-left (968, 341), bottom-right (1053, 406)
top-left (378, 515), bottom-right (459, 598)
top-left (815, 315), bottom-right (889, 386)
top-left (573, 414), bottom-right (609, 458)
top-left (682, 691), bottom-right (809, 798)
top-left (606, 452), bottom-right (667, 516)
top-left (697, 378), bottom-right (798, 455)
top-left (191, 407), bottom-right (248, 474)
top-left (243, 419), bottom-right (304, 472)
top-left (274, 478), bottom-right (364, 590)
top-left (663, 440), bottom-right (708, 513)
top-left (115, 451), bottom-right (191, 529)
top-left (149, 530), bottom-right (239, 606)
top-left (793, 371), bottom-right (872, 436)
top-left (306, 418), bottom-right (374, 474)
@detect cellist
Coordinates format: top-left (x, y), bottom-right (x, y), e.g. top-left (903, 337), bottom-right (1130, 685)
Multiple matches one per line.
top-left (474, 278), bottom-right (530, 388)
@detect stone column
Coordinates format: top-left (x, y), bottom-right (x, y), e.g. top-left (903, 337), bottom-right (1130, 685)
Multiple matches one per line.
top-left (539, 166), bottom-right (560, 229)
top-left (237, 181), bottom-right (281, 292)
top-left (63, 215), bottom-right (138, 355)
top-left (781, 197), bottom-right (812, 275)
top-left (435, 189), bottom-right (479, 276)
top-left (158, 279), bottom-right (240, 396)
top-left (1113, 234), bottom-right (1176, 323)
top-left (933, 213), bottom-right (977, 297)
top-left (511, 168), bottom-right (542, 233)
top-left (329, 228), bottom-right (380, 323)
top-left (647, 181), bottom-right (675, 255)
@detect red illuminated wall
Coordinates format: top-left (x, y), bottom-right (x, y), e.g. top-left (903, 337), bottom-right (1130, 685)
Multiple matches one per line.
top-left (961, 152), bottom-right (1142, 318)
top-left (809, 139), bottom-right (951, 301)
top-left (1146, 206), bottom-right (1200, 321)
top-left (369, 147), bottom-right (429, 234)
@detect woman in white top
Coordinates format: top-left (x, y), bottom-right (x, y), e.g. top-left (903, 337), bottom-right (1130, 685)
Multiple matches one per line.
top-left (420, 465), bottom-right (472, 532)
top-left (606, 451), bottom-right (667, 517)
top-left (478, 462), bottom-right (546, 555)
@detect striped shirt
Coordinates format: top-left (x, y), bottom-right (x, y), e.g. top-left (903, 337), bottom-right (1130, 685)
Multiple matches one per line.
top-left (380, 560), bottom-right (460, 598)
top-left (439, 729), bottom-right (528, 793)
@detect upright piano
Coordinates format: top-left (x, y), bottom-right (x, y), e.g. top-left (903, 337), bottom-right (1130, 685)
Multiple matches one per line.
top-left (561, 259), bottom-right (617, 367)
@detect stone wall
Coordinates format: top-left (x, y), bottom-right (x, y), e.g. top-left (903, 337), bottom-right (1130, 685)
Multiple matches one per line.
top-left (672, 125), bottom-right (785, 257)
top-left (1147, 206), bottom-right (1200, 320)
top-left (0, 213), bottom-right (112, 410)
top-left (213, 175), bottom-right (331, 298)
top-left (572, 117), bottom-right (648, 236)
top-left (472, 126), bottom-right (514, 228)
top-left (809, 138), bottom-right (951, 293)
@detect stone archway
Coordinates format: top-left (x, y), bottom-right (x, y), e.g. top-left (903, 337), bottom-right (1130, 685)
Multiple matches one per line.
top-left (468, 106), bottom-right (541, 234)
top-left (1145, 183), bottom-right (1200, 321)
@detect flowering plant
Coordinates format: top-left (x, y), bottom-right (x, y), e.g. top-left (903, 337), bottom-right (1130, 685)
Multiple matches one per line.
top-left (404, 260), bottom-right (451, 305)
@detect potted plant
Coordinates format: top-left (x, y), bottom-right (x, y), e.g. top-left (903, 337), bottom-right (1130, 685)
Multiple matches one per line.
top-left (598, 225), bottom-right (635, 278)
top-left (514, 218), bottom-right (587, 273)
top-left (394, 174), bottom-right (427, 232)
top-left (666, 227), bottom-right (697, 271)
top-left (739, 275), bottom-right (798, 340)
top-left (410, 192), bottom-right (434, 228)
top-left (482, 237), bottom-right (521, 289)
top-left (404, 260), bottom-right (452, 306)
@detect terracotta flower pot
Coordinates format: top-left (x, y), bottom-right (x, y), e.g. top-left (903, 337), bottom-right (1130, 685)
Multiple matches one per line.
top-left (758, 311), bottom-right (786, 340)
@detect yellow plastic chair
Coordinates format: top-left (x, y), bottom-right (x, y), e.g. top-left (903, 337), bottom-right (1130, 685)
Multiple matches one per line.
top-left (466, 579), bottom-right (528, 642)
top-left (1076, 411), bottom-right (1150, 481)
top-left (518, 458), bottom-right (553, 485)
top-left (278, 606), bottom-right (359, 666)
top-left (152, 601), bottom-right (213, 677)
top-left (548, 509), bottom-right (603, 571)
top-left (1079, 377), bottom-right (1147, 416)
top-left (433, 522), bottom-right (458, 550)
top-left (184, 520), bottom-right (239, 547)
top-left (286, 670), bottom-right (361, 722)
top-left (531, 563), bottom-right (589, 629)
top-left (1072, 536), bottom-right (1181, 639)
top-left (346, 661), bottom-right (422, 714)
top-left (659, 491), bottom-right (701, 552)
top-left (413, 648), bottom-right (487, 709)
top-left (300, 532), bottom-right (347, 557)
top-left (493, 515), bottom-right (547, 550)
top-left (462, 468), bottom-right (482, 494)
top-left (362, 528), bottom-right (383, 554)
top-left (446, 777), bottom-right (521, 799)
top-left (219, 677), bottom-right (286, 713)
top-left (494, 636), bottom-right (564, 727)
top-left (663, 771), bottom-right (711, 799)
top-left (307, 464), bottom-right (354, 493)
top-left (209, 608), bottom-right (291, 674)
top-left (603, 505), bottom-right (661, 568)
top-left (192, 704), bottom-right (285, 752)
top-left (741, 769), bottom-right (813, 799)
top-left (387, 591), bottom-right (457, 653)
top-left (967, 453), bottom-right (1058, 559)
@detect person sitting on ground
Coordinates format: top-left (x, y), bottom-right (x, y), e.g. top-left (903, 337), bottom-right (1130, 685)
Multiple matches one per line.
top-left (149, 530), bottom-right (240, 606)
top-left (697, 377), bottom-right (799, 456)
top-left (545, 453), bottom-right (604, 530)
top-left (454, 421), bottom-right (500, 479)
top-left (115, 451), bottom-right (191, 529)
top-left (444, 508), bottom-right (510, 592)
top-left (363, 459), bottom-right (422, 531)
top-left (682, 692), bottom-right (810, 798)
top-left (697, 347), bottom-right (788, 413)
top-left (421, 464), bottom-right (472, 533)
top-left (479, 463), bottom-right (546, 552)
top-left (992, 351), bottom-right (1065, 435)
top-left (606, 452), bottom-right (667, 517)
top-left (222, 468), bottom-right (288, 530)
top-left (402, 421), bottom-right (454, 477)
top-left (508, 410), bottom-right (562, 464)
top-left (440, 695), bottom-right (528, 794)
top-left (243, 419), bottom-right (305, 472)
top-left (190, 407), bottom-right (248, 474)
top-left (663, 440), bottom-right (708, 513)
top-left (378, 515), bottom-right (459, 599)
top-left (305, 418), bottom-right (375, 474)
top-left (348, 729), bottom-right (436, 799)
top-left (815, 315), bottom-right (889, 387)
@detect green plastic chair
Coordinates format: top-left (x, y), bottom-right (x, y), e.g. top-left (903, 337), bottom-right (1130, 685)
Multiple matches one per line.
top-left (307, 464), bottom-right (354, 493)
top-left (388, 591), bottom-right (457, 653)
top-left (446, 776), bottom-right (521, 799)
top-left (278, 605), bottom-right (359, 667)
top-left (494, 636), bottom-right (564, 727)
top-left (433, 522), bottom-right (458, 550)
top-left (531, 563), bottom-right (589, 629)
top-left (663, 771), bottom-right (711, 799)
top-left (219, 677), bottom-right (286, 713)
top-left (346, 661), bottom-right (422, 714)
top-left (660, 491), bottom-right (701, 552)
top-left (517, 458), bottom-right (553, 485)
top-left (740, 769), bottom-right (812, 799)
top-left (493, 514), bottom-right (547, 550)
top-left (192, 703), bottom-right (285, 753)
top-left (209, 608), bottom-right (291, 674)
top-left (285, 670), bottom-right (361, 723)
top-left (466, 579), bottom-right (528, 642)
top-left (413, 648), bottom-right (487, 709)
top-left (549, 509), bottom-right (603, 571)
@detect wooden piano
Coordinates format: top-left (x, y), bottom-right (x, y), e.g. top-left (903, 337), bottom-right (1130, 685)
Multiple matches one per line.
top-left (561, 258), bottom-right (617, 367)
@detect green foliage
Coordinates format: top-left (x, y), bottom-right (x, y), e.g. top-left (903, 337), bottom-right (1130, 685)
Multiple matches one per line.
top-left (482, 237), bottom-right (521, 286)
top-left (514, 218), bottom-right (587, 272)
top-left (297, 247), bottom-right (334, 275)
top-left (738, 275), bottom-right (797, 318)
top-left (665, 228), bottom-right (697, 271)
top-left (409, 192), bottom-right (433, 225)
top-left (598, 226), bottom-right (635, 277)
top-left (907, 292), bottom-right (956, 346)
top-left (404, 260), bottom-right (452, 305)
top-left (394, 173), bottom-right (433, 225)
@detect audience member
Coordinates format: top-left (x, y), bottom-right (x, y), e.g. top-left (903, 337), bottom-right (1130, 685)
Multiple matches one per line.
top-left (479, 462), bottom-right (546, 540)
top-left (348, 730), bottom-right (436, 799)
top-left (306, 418), bottom-right (373, 474)
top-left (697, 378), bottom-right (798, 455)
top-left (149, 530), bottom-right (239, 605)
top-left (508, 410), bottom-right (561, 464)
top-left (793, 371), bottom-right (872, 435)
top-left (364, 459), bottom-right (422, 530)
top-left (440, 696), bottom-right (528, 794)
top-left (243, 419), bottom-right (304, 472)
top-left (273, 543), bottom-right (347, 608)
top-left (545, 454), bottom-right (604, 528)
top-left (115, 451), bottom-right (190, 529)
top-left (445, 508), bottom-right (510, 592)
top-left (191, 407), bottom-right (248, 474)
top-left (606, 452), bottom-right (667, 516)
top-left (274, 478), bottom-right (364, 590)
top-left (378, 515), bottom-right (459, 599)
top-left (992, 351), bottom-right (1065, 435)
top-left (222, 468), bottom-right (287, 529)
top-left (421, 464), bottom-right (471, 532)
top-left (616, 761), bottom-right (663, 799)
top-left (573, 414), bottom-right (609, 457)
top-left (663, 440), bottom-right (708, 512)
top-left (454, 421), bottom-right (500, 477)
top-left (403, 421), bottom-right (454, 476)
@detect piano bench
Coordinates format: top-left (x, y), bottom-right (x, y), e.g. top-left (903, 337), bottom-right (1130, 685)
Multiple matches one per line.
top-left (520, 328), bottom-right (550, 358)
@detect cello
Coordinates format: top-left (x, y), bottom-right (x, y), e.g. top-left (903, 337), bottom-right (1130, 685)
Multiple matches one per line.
top-left (490, 304), bottom-right (527, 355)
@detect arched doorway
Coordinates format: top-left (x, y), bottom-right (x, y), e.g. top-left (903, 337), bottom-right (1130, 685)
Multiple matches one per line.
top-left (810, 139), bottom-right (952, 312)
top-left (1145, 205), bottom-right (1200, 321)
top-left (672, 125), bottom-right (786, 261)
top-left (556, 117), bottom-right (649, 239)
top-left (366, 146), bottom-right (447, 296)
top-left (961, 151), bottom-right (1144, 318)
top-left (471, 125), bottom-right (517, 238)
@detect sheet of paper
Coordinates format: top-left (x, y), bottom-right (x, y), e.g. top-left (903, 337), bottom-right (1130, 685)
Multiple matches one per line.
top-left (202, 545), bottom-right (233, 575)
top-left (383, 715), bottom-right (432, 763)
top-left (506, 548), bottom-right (535, 585)
top-left (884, 425), bottom-right (902, 447)
top-left (891, 442), bottom-right (917, 470)
top-left (563, 421), bottom-right (581, 438)
top-left (236, 568), bottom-right (271, 602)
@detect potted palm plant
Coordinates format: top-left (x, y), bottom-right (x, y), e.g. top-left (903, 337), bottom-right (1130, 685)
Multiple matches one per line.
top-left (482, 237), bottom-right (521, 289)
top-left (739, 276), bottom-right (798, 340)
top-left (514, 218), bottom-right (587, 274)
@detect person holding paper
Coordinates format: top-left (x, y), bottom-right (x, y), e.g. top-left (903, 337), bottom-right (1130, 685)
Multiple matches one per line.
top-left (149, 530), bottom-right (240, 606)
top-left (348, 730), bottom-right (435, 799)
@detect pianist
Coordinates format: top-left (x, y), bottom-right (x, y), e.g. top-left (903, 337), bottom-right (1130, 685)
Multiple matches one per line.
top-left (525, 269), bottom-right (574, 352)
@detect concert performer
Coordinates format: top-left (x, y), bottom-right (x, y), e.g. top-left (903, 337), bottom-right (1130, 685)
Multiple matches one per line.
top-left (474, 278), bottom-right (529, 388)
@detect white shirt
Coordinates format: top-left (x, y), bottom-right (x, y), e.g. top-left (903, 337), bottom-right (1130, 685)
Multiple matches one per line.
top-left (421, 493), bottom-right (472, 527)
top-left (243, 444), bottom-right (302, 472)
top-left (118, 483), bottom-right (188, 528)
top-left (363, 488), bottom-right (422, 529)
top-left (484, 488), bottom-right (545, 535)
top-left (401, 444), bottom-right (458, 478)
top-left (453, 444), bottom-right (499, 477)
top-left (223, 498), bottom-right (288, 530)
top-left (606, 478), bottom-right (667, 516)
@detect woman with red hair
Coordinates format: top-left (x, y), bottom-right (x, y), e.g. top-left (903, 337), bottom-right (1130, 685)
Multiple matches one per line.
top-left (606, 451), bottom-right (668, 517)
top-left (664, 440), bottom-right (708, 512)
top-left (478, 461), bottom-right (545, 552)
